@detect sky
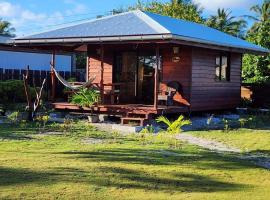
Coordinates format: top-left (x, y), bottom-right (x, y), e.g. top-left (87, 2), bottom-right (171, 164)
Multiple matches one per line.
top-left (0, 0), bottom-right (263, 37)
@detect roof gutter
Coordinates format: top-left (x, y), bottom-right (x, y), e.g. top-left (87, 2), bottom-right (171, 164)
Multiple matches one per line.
top-left (13, 34), bottom-right (173, 44)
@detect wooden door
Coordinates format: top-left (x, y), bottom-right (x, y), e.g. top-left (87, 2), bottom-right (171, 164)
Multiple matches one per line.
top-left (114, 52), bottom-right (137, 103)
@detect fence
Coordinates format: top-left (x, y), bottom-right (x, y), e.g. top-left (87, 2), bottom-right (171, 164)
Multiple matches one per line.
top-left (0, 68), bottom-right (86, 99)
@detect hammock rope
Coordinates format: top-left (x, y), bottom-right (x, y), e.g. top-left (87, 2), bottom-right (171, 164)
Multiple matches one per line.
top-left (52, 67), bottom-right (96, 90)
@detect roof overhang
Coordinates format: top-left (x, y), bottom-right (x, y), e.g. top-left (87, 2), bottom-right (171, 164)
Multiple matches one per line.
top-left (12, 33), bottom-right (269, 55)
top-left (171, 35), bottom-right (269, 55)
top-left (13, 34), bottom-right (172, 44)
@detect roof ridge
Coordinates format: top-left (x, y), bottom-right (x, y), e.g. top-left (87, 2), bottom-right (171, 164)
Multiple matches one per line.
top-left (134, 10), bottom-right (170, 34)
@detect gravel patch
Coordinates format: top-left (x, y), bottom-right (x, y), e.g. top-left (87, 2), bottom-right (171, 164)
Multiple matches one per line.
top-left (82, 138), bottom-right (105, 144)
top-left (177, 133), bottom-right (270, 170)
top-left (35, 131), bottom-right (64, 136)
top-left (177, 134), bottom-right (241, 153)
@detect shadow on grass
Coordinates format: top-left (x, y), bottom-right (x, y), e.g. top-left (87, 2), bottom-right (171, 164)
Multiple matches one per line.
top-left (248, 150), bottom-right (270, 155)
top-left (0, 165), bottom-right (247, 193)
top-left (0, 167), bottom-right (57, 186)
top-left (59, 148), bottom-right (259, 170)
top-left (94, 166), bottom-right (246, 192)
top-left (0, 125), bottom-right (35, 141)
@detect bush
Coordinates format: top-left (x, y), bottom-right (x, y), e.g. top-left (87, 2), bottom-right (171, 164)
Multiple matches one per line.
top-left (0, 80), bottom-right (35, 104)
top-left (71, 88), bottom-right (100, 107)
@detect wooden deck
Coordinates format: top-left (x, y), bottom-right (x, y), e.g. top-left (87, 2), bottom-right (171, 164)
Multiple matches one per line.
top-left (52, 102), bottom-right (189, 116)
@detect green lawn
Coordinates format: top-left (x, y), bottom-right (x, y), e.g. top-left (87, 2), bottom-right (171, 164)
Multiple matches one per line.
top-left (189, 129), bottom-right (270, 155)
top-left (0, 123), bottom-right (270, 200)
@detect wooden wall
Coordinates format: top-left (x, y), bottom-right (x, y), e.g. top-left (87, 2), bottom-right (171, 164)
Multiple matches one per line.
top-left (161, 45), bottom-right (192, 103)
top-left (190, 47), bottom-right (242, 111)
top-left (87, 45), bottom-right (113, 85)
top-left (87, 44), bottom-right (192, 105)
top-left (87, 44), bottom-right (242, 111)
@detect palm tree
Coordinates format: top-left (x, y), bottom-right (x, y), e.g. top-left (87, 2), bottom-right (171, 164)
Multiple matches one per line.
top-left (206, 8), bottom-right (247, 37)
top-left (0, 19), bottom-right (15, 36)
top-left (246, 0), bottom-right (270, 33)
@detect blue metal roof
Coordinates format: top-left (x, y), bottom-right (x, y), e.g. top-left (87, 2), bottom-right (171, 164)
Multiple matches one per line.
top-left (19, 11), bottom-right (164, 39)
top-left (15, 10), bottom-right (269, 54)
top-left (144, 12), bottom-right (268, 53)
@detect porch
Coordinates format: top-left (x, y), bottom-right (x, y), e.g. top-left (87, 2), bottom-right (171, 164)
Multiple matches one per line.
top-left (52, 102), bottom-right (189, 125)
top-left (50, 42), bottom-right (191, 125)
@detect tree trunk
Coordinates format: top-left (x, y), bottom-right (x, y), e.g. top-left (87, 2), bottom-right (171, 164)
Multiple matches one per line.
top-left (23, 66), bottom-right (46, 121)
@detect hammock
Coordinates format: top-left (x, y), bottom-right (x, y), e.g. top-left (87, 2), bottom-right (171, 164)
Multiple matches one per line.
top-left (52, 68), bottom-right (96, 90)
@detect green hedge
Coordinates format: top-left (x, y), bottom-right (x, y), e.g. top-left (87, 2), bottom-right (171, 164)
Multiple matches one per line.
top-left (0, 80), bottom-right (35, 104)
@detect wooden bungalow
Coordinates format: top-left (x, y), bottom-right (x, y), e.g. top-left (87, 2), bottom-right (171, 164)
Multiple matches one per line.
top-left (12, 10), bottom-right (269, 125)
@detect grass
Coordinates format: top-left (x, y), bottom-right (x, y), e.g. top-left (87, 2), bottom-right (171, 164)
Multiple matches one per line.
top-left (189, 129), bottom-right (270, 155)
top-left (0, 122), bottom-right (270, 199)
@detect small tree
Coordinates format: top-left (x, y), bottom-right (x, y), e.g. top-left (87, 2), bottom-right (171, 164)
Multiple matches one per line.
top-left (23, 66), bottom-right (46, 121)
top-left (156, 115), bottom-right (191, 134)
top-left (156, 115), bottom-right (191, 148)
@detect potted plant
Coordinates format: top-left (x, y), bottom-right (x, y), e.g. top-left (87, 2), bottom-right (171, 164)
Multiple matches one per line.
top-left (71, 88), bottom-right (100, 123)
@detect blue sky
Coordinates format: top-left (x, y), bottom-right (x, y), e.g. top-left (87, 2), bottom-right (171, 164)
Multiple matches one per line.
top-left (0, 0), bottom-right (263, 36)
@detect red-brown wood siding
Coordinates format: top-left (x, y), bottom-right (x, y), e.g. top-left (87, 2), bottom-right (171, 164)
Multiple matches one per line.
top-left (161, 45), bottom-right (192, 103)
top-left (190, 47), bottom-right (242, 111)
top-left (87, 45), bottom-right (113, 86)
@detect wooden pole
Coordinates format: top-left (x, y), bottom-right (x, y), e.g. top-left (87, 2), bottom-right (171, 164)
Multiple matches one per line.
top-left (23, 65), bottom-right (33, 121)
top-left (51, 50), bottom-right (56, 102)
top-left (100, 45), bottom-right (104, 104)
top-left (154, 44), bottom-right (160, 110)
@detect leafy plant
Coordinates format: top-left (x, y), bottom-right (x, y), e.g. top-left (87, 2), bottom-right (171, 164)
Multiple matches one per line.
top-left (7, 111), bottom-right (19, 124)
top-left (239, 118), bottom-right (248, 128)
top-left (71, 88), bottom-right (100, 108)
top-left (111, 131), bottom-right (121, 143)
top-left (140, 125), bottom-right (155, 134)
top-left (36, 115), bottom-right (50, 132)
top-left (156, 115), bottom-right (191, 134)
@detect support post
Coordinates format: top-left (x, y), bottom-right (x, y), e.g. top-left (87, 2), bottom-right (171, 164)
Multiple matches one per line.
top-left (154, 44), bottom-right (160, 110)
top-left (50, 50), bottom-right (56, 102)
top-left (100, 45), bottom-right (104, 104)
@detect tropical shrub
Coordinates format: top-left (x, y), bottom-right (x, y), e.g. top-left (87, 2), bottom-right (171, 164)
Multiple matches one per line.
top-left (7, 111), bottom-right (19, 123)
top-left (156, 115), bottom-right (191, 134)
top-left (71, 88), bottom-right (100, 107)
top-left (140, 125), bottom-right (155, 134)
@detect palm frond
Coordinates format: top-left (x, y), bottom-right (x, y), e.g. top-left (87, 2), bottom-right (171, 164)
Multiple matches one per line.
top-left (156, 116), bottom-right (172, 127)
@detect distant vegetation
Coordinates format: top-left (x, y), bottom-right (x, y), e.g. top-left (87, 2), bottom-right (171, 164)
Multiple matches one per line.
top-left (0, 18), bottom-right (15, 36)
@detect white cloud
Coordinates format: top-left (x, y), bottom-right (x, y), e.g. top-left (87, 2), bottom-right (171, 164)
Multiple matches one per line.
top-left (193, 0), bottom-right (256, 12)
top-left (65, 3), bottom-right (88, 15)
top-left (0, 1), bottom-right (89, 36)
top-left (0, 1), bottom-right (20, 17)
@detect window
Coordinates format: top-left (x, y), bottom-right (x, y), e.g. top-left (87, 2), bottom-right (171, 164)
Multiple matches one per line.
top-left (215, 53), bottom-right (230, 81)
